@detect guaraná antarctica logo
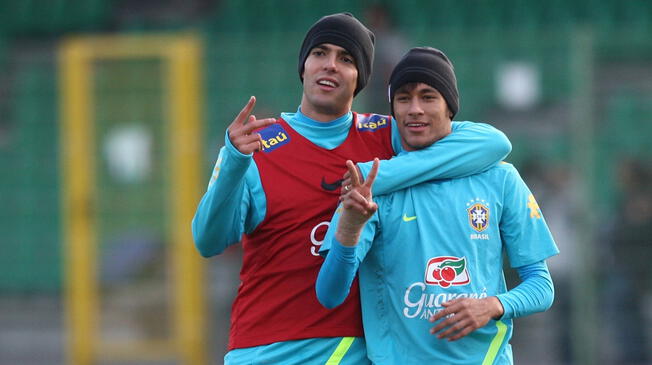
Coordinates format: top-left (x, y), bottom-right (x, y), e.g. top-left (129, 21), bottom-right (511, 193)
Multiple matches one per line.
top-left (424, 256), bottom-right (471, 288)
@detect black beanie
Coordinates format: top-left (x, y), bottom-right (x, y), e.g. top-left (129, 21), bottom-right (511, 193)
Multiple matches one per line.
top-left (298, 12), bottom-right (375, 96)
top-left (388, 47), bottom-right (459, 117)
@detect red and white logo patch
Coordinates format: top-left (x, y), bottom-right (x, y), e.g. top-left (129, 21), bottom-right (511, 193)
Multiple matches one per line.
top-left (424, 256), bottom-right (471, 288)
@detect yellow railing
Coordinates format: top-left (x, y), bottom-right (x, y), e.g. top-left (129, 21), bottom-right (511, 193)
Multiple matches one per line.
top-left (59, 33), bottom-right (206, 365)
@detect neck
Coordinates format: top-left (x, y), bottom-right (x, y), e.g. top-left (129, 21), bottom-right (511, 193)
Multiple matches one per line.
top-left (299, 95), bottom-right (352, 122)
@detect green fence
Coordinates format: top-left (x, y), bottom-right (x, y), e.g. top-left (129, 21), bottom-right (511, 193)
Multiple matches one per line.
top-left (0, 3), bottom-right (651, 363)
top-left (2, 27), bottom-right (651, 292)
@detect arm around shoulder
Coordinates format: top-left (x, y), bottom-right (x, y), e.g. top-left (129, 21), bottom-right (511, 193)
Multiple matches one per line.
top-left (459, 121), bottom-right (511, 163)
top-left (362, 121), bottom-right (512, 195)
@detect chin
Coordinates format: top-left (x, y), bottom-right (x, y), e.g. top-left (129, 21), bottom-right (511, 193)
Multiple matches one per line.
top-left (315, 100), bottom-right (346, 115)
top-left (407, 139), bottom-right (435, 151)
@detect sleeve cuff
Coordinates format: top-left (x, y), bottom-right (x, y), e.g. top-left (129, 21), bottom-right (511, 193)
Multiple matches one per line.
top-left (495, 294), bottom-right (515, 319)
top-left (224, 130), bottom-right (254, 159)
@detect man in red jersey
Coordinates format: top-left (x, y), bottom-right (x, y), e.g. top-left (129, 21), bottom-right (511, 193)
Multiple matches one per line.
top-left (192, 12), bottom-right (512, 365)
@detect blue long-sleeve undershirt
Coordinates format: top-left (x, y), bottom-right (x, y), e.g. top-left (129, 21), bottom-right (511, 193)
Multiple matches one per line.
top-left (496, 261), bottom-right (554, 319)
top-left (192, 108), bottom-right (511, 258)
top-left (316, 238), bottom-right (554, 319)
top-left (316, 239), bottom-right (359, 309)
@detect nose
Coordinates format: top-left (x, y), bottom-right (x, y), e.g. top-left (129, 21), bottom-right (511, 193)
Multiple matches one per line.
top-left (322, 54), bottom-right (337, 72)
top-left (407, 98), bottom-right (424, 116)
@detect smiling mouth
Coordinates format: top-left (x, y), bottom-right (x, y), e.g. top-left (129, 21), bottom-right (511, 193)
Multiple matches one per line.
top-left (317, 79), bottom-right (338, 88)
top-left (406, 122), bottom-right (427, 128)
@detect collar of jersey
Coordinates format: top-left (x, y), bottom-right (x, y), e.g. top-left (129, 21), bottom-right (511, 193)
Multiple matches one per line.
top-left (280, 107), bottom-right (353, 149)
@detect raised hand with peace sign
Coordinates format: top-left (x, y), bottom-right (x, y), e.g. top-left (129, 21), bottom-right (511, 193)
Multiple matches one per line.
top-left (336, 158), bottom-right (380, 247)
top-left (227, 96), bottom-right (277, 154)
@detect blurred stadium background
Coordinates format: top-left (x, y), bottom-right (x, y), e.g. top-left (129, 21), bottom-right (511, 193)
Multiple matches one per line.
top-left (0, 0), bottom-right (651, 364)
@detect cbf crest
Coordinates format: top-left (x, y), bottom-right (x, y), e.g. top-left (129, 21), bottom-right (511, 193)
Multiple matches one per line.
top-left (467, 198), bottom-right (490, 232)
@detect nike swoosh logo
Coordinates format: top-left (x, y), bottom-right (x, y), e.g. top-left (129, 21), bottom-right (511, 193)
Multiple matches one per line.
top-left (321, 177), bottom-right (344, 191)
top-left (402, 214), bottom-right (417, 222)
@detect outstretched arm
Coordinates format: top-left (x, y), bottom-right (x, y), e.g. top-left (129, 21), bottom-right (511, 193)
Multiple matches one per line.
top-left (359, 121), bottom-right (511, 195)
top-left (191, 97), bottom-right (275, 257)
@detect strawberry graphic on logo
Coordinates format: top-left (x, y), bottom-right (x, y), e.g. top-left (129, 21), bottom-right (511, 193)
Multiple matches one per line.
top-left (425, 256), bottom-right (471, 287)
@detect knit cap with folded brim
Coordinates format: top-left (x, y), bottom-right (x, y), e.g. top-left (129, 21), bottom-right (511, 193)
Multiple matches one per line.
top-left (388, 47), bottom-right (459, 117)
top-left (298, 12), bottom-right (375, 96)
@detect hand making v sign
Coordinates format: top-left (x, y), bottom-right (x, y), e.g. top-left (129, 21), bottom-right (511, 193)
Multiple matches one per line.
top-left (336, 158), bottom-right (380, 247)
top-left (227, 96), bottom-right (276, 154)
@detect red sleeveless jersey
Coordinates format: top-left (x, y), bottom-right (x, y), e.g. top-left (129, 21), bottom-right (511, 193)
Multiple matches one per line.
top-left (228, 113), bottom-right (394, 349)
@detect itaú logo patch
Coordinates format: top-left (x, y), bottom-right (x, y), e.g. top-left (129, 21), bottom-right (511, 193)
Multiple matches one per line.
top-left (424, 256), bottom-right (470, 288)
top-left (258, 124), bottom-right (290, 153)
top-left (357, 114), bottom-right (389, 132)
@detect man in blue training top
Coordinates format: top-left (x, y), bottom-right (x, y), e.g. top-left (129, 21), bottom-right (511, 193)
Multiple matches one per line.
top-left (316, 47), bottom-right (559, 364)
